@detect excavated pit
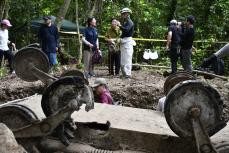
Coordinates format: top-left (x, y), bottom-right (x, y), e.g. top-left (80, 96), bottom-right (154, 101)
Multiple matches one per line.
top-left (0, 69), bottom-right (229, 153)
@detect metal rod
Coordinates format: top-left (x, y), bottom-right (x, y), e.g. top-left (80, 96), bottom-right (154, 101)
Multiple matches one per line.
top-left (30, 64), bottom-right (57, 84)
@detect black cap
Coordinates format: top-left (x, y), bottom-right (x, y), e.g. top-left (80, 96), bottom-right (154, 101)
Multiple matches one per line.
top-left (187, 15), bottom-right (195, 24)
top-left (43, 16), bottom-right (51, 20)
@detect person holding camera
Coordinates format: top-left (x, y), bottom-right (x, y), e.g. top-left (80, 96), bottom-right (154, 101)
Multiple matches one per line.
top-left (180, 15), bottom-right (195, 72)
top-left (106, 18), bottom-right (121, 76)
top-left (166, 19), bottom-right (181, 74)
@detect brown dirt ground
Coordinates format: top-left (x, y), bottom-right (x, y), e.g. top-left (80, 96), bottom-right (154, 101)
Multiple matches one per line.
top-left (0, 67), bottom-right (229, 119)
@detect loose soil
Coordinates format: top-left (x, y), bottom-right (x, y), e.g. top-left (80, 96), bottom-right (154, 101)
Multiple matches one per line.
top-left (0, 68), bottom-right (229, 119)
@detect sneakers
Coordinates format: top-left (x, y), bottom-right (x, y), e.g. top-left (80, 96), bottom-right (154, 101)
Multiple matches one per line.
top-left (85, 72), bottom-right (91, 79)
top-left (125, 75), bottom-right (131, 80)
top-left (9, 70), bottom-right (15, 74)
top-left (85, 72), bottom-right (96, 78)
top-left (89, 72), bottom-right (96, 77)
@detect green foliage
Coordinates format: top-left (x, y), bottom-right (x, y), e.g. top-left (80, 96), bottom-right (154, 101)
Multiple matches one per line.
top-left (3, 0), bottom-right (229, 73)
top-left (0, 67), bottom-right (7, 79)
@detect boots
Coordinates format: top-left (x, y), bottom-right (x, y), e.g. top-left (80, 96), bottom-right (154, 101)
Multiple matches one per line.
top-left (201, 54), bottom-right (217, 68)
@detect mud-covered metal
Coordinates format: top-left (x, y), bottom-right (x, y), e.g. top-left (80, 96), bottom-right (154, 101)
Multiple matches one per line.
top-left (215, 142), bottom-right (229, 153)
top-left (13, 47), bottom-right (50, 82)
top-left (41, 76), bottom-right (94, 117)
top-left (61, 69), bottom-right (89, 85)
top-left (0, 104), bottom-right (38, 130)
top-left (12, 77), bottom-right (94, 139)
top-left (164, 80), bottom-right (226, 138)
top-left (163, 71), bottom-right (196, 95)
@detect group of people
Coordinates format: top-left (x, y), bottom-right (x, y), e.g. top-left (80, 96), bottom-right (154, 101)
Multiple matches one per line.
top-left (82, 8), bottom-right (136, 79)
top-left (166, 15), bottom-right (195, 74)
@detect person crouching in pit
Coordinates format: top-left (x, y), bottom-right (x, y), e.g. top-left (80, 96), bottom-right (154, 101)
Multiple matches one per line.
top-left (116, 8), bottom-right (136, 79)
top-left (92, 78), bottom-right (114, 105)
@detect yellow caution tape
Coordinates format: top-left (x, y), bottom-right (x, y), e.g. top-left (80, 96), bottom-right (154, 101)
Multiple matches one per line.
top-left (60, 31), bottom-right (228, 44)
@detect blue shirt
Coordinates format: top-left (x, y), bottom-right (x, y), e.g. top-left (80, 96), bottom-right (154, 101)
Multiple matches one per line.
top-left (38, 24), bottom-right (59, 53)
top-left (83, 27), bottom-right (98, 52)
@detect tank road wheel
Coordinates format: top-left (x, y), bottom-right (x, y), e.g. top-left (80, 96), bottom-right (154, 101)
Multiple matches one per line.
top-left (0, 104), bottom-right (38, 130)
top-left (13, 47), bottom-right (50, 82)
top-left (215, 142), bottom-right (229, 153)
top-left (41, 76), bottom-right (94, 117)
top-left (61, 69), bottom-right (89, 85)
top-left (41, 76), bottom-right (94, 146)
top-left (164, 80), bottom-right (225, 138)
top-left (163, 71), bottom-right (196, 95)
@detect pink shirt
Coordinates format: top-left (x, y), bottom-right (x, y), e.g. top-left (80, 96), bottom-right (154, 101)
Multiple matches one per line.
top-left (99, 90), bottom-right (113, 105)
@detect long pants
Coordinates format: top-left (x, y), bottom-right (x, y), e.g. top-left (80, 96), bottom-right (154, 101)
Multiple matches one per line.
top-left (180, 49), bottom-right (193, 72)
top-left (45, 52), bottom-right (57, 66)
top-left (108, 51), bottom-right (120, 75)
top-left (83, 50), bottom-right (94, 74)
top-left (169, 47), bottom-right (179, 74)
top-left (214, 43), bottom-right (229, 58)
top-left (0, 49), bottom-right (14, 72)
top-left (120, 41), bottom-right (134, 77)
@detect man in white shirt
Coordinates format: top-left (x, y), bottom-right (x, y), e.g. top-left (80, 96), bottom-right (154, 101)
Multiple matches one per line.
top-left (0, 19), bottom-right (15, 74)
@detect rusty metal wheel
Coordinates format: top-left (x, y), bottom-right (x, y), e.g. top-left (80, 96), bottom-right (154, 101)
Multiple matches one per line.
top-left (13, 47), bottom-right (50, 82)
top-left (61, 69), bottom-right (89, 85)
top-left (163, 71), bottom-right (196, 95)
top-left (41, 76), bottom-right (93, 117)
top-left (215, 142), bottom-right (229, 153)
top-left (0, 104), bottom-right (38, 130)
top-left (164, 80), bottom-right (226, 139)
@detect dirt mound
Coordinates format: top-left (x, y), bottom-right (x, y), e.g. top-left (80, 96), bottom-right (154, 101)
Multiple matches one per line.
top-left (0, 75), bottom-right (44, 103)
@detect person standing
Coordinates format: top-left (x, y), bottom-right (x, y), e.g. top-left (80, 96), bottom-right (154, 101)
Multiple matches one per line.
top-left (180, 15), bottom-right (195, 72)
top-left (38, 16), bottom-right (59, 67)
top-left (166, 20), bottom-right (180, 74)
top-left (117, 8), bottom-right (136, 79)
top-left (82, 17), bottom-right (99, 78)
top-left (106, 18), bottom-right (121, 76)
top-left (0, 19), bottom-right (15, 74)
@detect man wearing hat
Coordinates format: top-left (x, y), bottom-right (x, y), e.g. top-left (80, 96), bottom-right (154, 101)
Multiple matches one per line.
top-left (117, 8), bottom-right (136, 79)
top-left (166, 19), bottom-right (181, 74)
top-left (180, 15), bottom-right (195, 72)
top-left (0, 19), bottom-right (15, 74)
top-left (38, 16), bottom-right (59, 68)
top-left (92, 78), bottom-right (113, 105)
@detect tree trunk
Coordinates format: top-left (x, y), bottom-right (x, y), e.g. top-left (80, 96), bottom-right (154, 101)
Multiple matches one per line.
top-left (89, 0), bottom-right (97, 17)
top-left (75, 0), bottom-right (83, 64)
top-left (167, 0), bottom-right (177, 25)
top-left (3, 0), bottom-right (10, 19)
top-left (0, 0), bottom-right (8, 19)
top-left (55, 0), bottom-right (72, 31)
